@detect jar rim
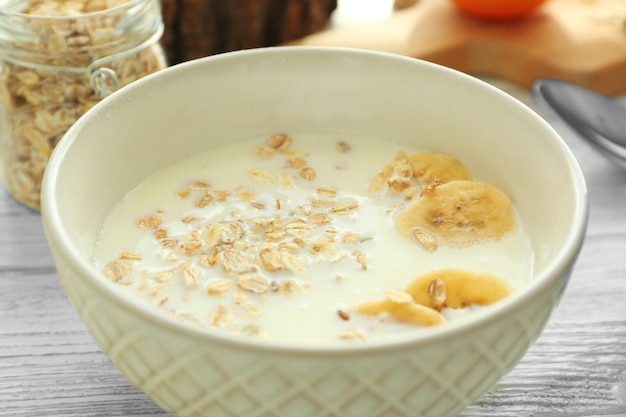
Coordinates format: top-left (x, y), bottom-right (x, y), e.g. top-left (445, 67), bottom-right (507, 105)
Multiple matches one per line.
top-left (0, 0), bottom-right (164, 76)
top-left (0, 0), bottom-right (150, 21)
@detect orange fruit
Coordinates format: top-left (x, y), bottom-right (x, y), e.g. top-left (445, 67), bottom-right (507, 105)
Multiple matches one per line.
top-left (450, 0), bottom-right (548, 20)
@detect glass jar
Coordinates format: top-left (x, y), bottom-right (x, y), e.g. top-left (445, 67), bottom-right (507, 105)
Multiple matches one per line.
top-left (0, 0), bottom-right (167, 210)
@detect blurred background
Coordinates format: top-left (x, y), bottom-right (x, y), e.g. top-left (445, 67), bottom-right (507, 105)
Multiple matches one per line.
top-left (158, 0), bottom-right (626, 95)
top-left (159, 0), bottom-right (422, 64)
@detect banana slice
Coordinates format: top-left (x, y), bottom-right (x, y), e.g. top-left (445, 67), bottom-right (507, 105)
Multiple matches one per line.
top-left (404, 268), bottom-right (512, 310)
top-left (370, 151), bottom-right (472, 195)
top-left (409, 152), bottom-right (473, 185)
top-left (354, 268), bottom-right (510, 327)
top-left (369, 149), bottom-right (413, 194)
top-left (395, 180), bottom-right (514, 248)
top-left (356, 298), bottom-right (446, 327)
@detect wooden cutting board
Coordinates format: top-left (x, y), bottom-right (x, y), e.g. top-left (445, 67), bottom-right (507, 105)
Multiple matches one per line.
top-left (290, 0), bottom-right (626, 95)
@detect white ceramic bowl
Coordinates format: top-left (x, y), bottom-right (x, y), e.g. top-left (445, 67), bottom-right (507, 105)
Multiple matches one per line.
top-left (41, 47), bottom-right (588, 417)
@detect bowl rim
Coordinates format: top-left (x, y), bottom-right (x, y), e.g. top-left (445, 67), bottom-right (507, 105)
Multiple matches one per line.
top-left (41, 46), bottom-right (590, 356)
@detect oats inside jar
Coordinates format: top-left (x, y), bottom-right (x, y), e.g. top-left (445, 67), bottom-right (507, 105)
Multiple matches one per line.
top-left (0, 0), bottom-right (167, 209)
top-left (94, 133), bottom-right (534, 345)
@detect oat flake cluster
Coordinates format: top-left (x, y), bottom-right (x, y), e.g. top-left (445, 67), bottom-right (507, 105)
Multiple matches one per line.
top-left (104, 134), bottom-right (374, 340)
top-left (0, 0), bottom-right (166, 209)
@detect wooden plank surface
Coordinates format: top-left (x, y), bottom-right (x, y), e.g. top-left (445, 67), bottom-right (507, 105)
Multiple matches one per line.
top-left (291, 0), bottom-right (626, 95)
top-left (1, 78), bottom-right (625, 416)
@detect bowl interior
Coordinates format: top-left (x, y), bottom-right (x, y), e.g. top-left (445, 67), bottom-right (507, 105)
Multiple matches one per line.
top-left (42, 47), bottom-right (587, 340)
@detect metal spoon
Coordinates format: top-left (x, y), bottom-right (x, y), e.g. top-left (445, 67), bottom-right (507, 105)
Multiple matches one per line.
top-left (531, 78), bottom-right (626, 169)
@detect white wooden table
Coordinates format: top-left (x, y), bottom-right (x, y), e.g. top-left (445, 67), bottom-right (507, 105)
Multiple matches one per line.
top-left (1, 75), bottom-right (625, 416)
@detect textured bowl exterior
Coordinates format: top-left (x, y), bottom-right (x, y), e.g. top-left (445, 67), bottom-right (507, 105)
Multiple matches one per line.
top-left (41, 47), bottom-right (588, 417)
top-left (46, 232), bottom-right (567, 417)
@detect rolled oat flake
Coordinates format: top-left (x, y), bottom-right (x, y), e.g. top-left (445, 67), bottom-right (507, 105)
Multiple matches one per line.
top-left (0, 0), bottom-right (167, 209)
